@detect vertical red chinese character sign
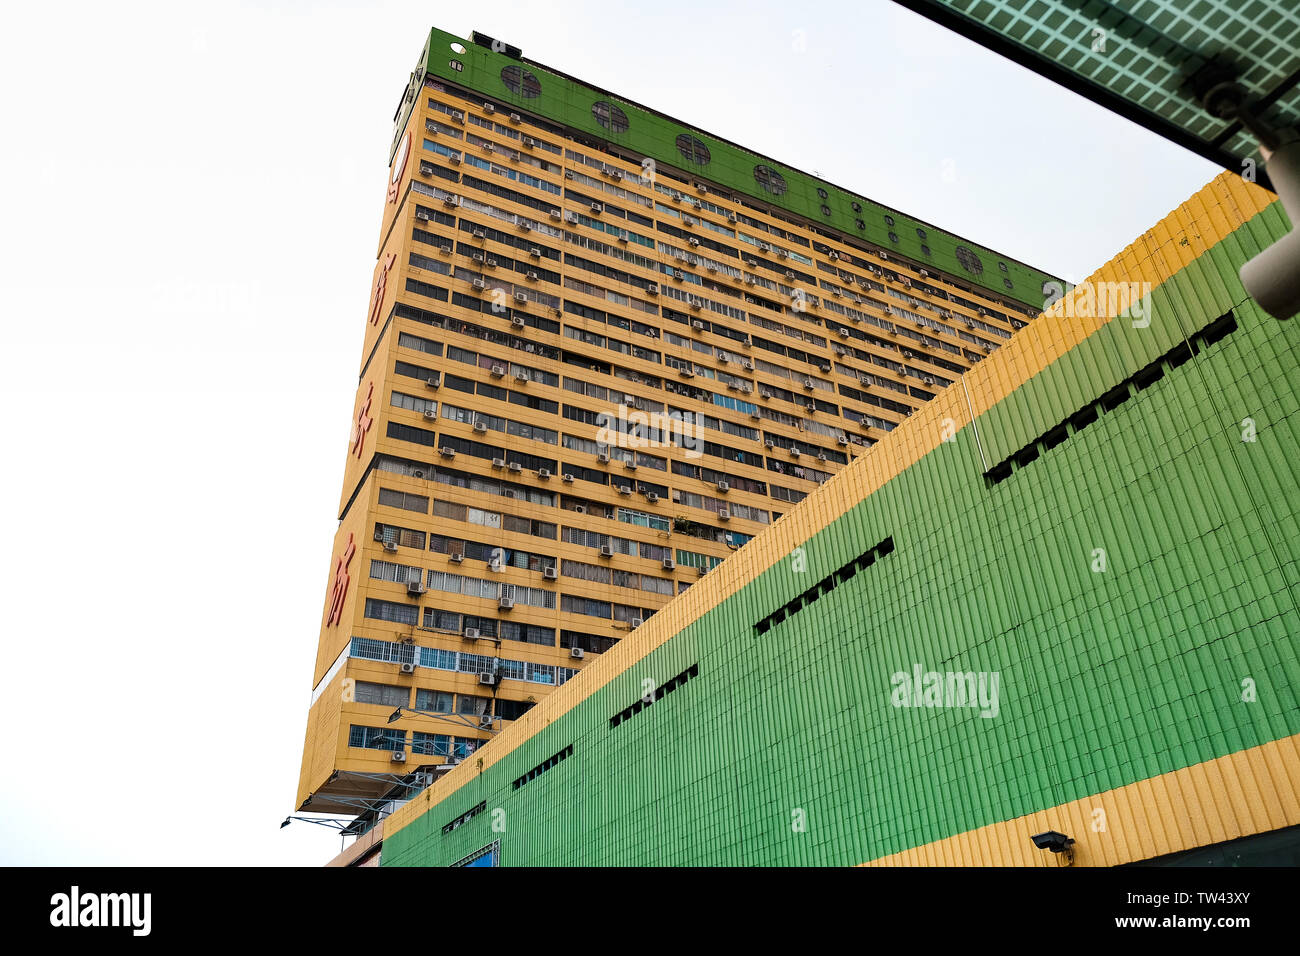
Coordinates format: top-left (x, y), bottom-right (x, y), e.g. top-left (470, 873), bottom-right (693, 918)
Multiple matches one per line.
top-left (351, 381), bottom-right (374, 458)
top-left (326, 533), bottom-right (356, 627)
top-left (369, 253), bottom-right (396, 326)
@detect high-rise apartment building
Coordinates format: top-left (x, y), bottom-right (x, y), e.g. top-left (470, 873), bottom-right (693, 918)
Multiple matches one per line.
top-left (295, 26), bottom-right (1061, 857)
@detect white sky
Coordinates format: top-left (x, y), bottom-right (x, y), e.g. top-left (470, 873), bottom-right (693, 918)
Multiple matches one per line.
top-left (0, 0), bottom-right (1218, 865)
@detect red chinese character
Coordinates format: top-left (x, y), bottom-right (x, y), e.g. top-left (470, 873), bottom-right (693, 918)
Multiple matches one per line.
top-left (350, 381), bottom-right (374, 458)
top-left (326, 533), bottom-right (356, 627)
top-left (369, 253), bottom-right (396, 326)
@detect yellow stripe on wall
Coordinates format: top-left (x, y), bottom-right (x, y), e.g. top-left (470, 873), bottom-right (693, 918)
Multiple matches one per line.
top-left (865, 730), bottom-right (1300, 866)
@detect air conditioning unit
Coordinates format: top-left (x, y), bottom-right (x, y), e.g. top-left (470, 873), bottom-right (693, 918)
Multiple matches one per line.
top-left (790, 447), bottom-right (802, 458)
top-left (646, 283), bottom-right (659, 295)
top-left (509, 112), bottom-right (521, 124)
top-left (464, 627), bottom-right (480, 640)
top-left (803, 379), bottom-right (814, 389)
top-left (923, 376), bottom-right (935, 386)
top-left (617, 485), bottom-right (633, 496)
top-left (537, 468), bottom-right (552, 480)
top-left (491, 456), bottom-right (506, 468)
top-left (514, 370), bottom-right (530, 382)
top-left (478, 672), bottom-right (498, 686)
top-left (837, 436), bottom-right (849, 446)
top-left (508, 462), bottom-right (523, 473)
top-left (498, 596), bottom-right (514, 610)
top-left (838, 328), bottom-right (849, 338)
top-left (482, 142), bottom-right (494, 154)
top-left (471, 278), bottom-right (486, 290)
top-left (599, 544), bottom-right (614, 558)
top-left (391, 750), bottom-right (407, 763)
top-left (716, 481), bottom-right (729, 493)
top-left (573, 505), bottom-right (587, 515)
top-left (398, 661), bottom-right (415, 674)
top-left (407, 579), bottom-right (425, 595)
top-left (759, 389), bottom-right (772, 400)
top-left (525, 271), bottom-right (538, 282)
top-left (529, 248), bottom-right (542, 259)
top-left (785, 270), bottom-right (795, 280)
top-left (688, 237), bottom-right (700, 247)
top-left (590, 203), bottom-right (603, 214)
top-left (437, 242), bottom-right (450, 255)
top-left (776, 249), bottom-right (789, 259)
top-left (758, 242), bottom-right (770, 252)
top-left (829, 250), bottom-right (840, 261)
top-left (490, 365), bottom-right (506, 377)
top-left (485, 259), bottom-right (498, 269)
top-left (630, 618), bottom-right (643, 628)
top-left (478, 715), bottom-right (495, 730)
top-left (692, 319), bottom-right (705, 329)
top-left (596, 453), bottom-right (610, 464)
top-left (383, 541), bottom-right (399, 553)
top-left (569, 647), bottom-right (585, 660)
top-left (411, 470), bottom-right (426, 480)
top-left (717, 509), bottom-right (731, 521)
top-left (448, 154), bottom-right (462, 166)
top-left (817, 451), bottom-right (828, 462)
top-left (523, 137), bottom-right (536, 149)
top-left (543, 566), bottom-right (558, 580)
top-left (617, 231), bottom-right (629, 244)
top-left (439, 446), bottom-right (456, 458)
top-left (451, 111), bottom-right (464, 124)
top-left (749, 410), bottom-right (761, 420)
top-left (662, 558), bottom-right (676, 571)
top-left (482, 103), bottom-right (495, 114)
top-left (422, 408), bottom-right (437, 421)
top-left (443, 194), bottom-right (461, 207)
top-left (764, 439), bottom-right (776, 449)
top-left (449, 552), bottom-right (464, 563)
top-left (562, 473), bottom-right (575, 483)
top-left (511, 316), bottom-right (526, 329)
top-left (645, 491), bottom-right (660, 503)
top-left (623, 395), bottom-right (636, 407)
top-left (623, 459), bottom-right (638, 471)
top-left (471, 251), bottom-right (485, 263)
top-left (831, 288), bottom-right (841, 297)
top-left (514, 292), bottom-right (528, 303)
top-left (373, 529), bottom-right (386, 542)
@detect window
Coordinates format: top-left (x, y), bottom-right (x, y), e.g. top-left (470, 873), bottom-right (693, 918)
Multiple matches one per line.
top-left (916, 228), bottom-right (927, 240)
top-left (753, 164), bottom-right (787, 195)
top-left (888, 232), bottom-right (899, 243)
top-left (591, 101), bottom-right (629, 133)
top-left (883, 214), bottom-right (895, 227)
top-left (364, 598), bottom-right (418, 626)
top-left (501, 65), bottom-right (541, 98)
top-left (349, 725), bottom-right (405, 751)
top-left (675, 133), bottom-right (711, 165)
top-left (353, 681), bottom-right (408, 708)
top-left (816, 187), bottom-right (828, 199)
top-left (415, 689), bottom-right (454, 713)
top-left (449, 59), bottom-right (463, 72)
top-left (820, 205), bottom-right (831, 216)
top-left (921, 244), bottom-right (932, 257)
top-left (378, 488), bottom-right (429, 513)
top-left (851, 201), bottom-right (862, 212)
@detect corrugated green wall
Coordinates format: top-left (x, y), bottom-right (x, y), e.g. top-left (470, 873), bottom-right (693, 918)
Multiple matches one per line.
top-left (382, 205), bottom-right (1300, 867)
